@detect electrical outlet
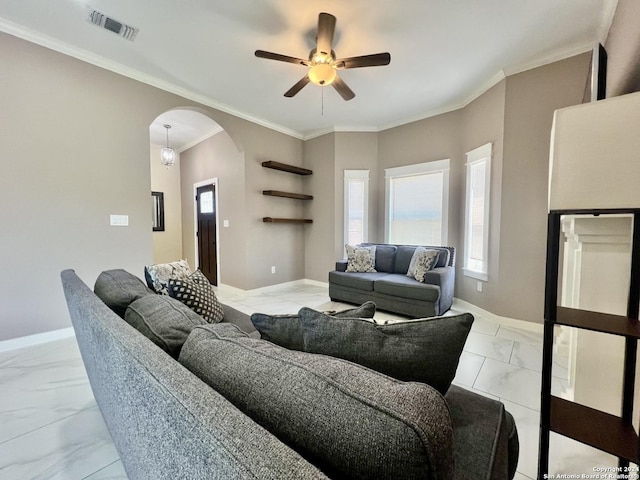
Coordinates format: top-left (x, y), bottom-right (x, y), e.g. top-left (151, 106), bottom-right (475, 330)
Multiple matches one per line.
top-left (476, 281), bottom-right (483, 292)
top-left (271, 266), bottom-right (276, 274)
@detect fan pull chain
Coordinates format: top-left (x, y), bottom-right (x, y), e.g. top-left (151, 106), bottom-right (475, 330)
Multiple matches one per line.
top-left (321, 86), bottom-right (324, 116)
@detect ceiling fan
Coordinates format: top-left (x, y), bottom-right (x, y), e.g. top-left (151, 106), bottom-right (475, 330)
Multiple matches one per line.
top-left (255, 12), bottom-right (391, 101)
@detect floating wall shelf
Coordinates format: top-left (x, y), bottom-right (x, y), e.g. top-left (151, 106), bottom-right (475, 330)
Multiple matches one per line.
top-left (262, 161), bottom-right (313, 224)
top-left (263, 217), bottom-right (313, 224)
top-left (262, 161), bottom-right (312, 176)
top-left (263, 190), bottom-right (313, 200)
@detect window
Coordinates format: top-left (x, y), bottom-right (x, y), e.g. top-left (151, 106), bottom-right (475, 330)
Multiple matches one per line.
top-left (463, 143), bottom-right (492, 280)
top-left (344, 170), bottom-right (369, 246)
top-left (385, 159), bottom-right (449, 245)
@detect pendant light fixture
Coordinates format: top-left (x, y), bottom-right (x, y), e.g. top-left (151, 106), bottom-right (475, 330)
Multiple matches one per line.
top-left (160, 124), bottom-right (176, 167)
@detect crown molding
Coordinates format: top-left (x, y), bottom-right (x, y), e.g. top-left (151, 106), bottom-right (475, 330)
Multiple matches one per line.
top-left (599, 0), bottom-right (619, 44)
top-left (178, 125), bottom-right (225, 152)
top-left (503, 42), bottom-right (594, 77)
top-left (1, 15), bottom-right (608, 142)
top-left (0, 18), bottom-right (305, 140)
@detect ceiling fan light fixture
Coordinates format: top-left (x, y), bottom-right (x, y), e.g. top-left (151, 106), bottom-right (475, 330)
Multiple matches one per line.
top-left (308, 63), bottom-right (337, 86)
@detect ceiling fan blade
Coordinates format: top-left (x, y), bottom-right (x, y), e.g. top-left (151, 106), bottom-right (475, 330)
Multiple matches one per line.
top-left (335, 52), bottom-right (391, 69)
top-left (255, 50), bottom-right (309, 66)
top-left (316, 12), bottom-right (336, 56)
top-left (332, 75), bottom-right (355, 101)
top-left (284, 75), bottom-right (311, 97)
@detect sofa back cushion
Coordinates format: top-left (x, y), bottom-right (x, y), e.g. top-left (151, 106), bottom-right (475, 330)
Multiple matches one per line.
top-left (374, 244), bottom-right (398, 272)
top-left (179, 324), bottom-right (454, 480)
top-left (250, 302), bottom-right (376, 351)
top-left (299, 308), bottom-right (473, 394)
top-left (125, 295), bottom-right (207, 358)
top-left (94, 269), bottom-right (154, 318)
top-left (393, 246), bottom-right (451, 273)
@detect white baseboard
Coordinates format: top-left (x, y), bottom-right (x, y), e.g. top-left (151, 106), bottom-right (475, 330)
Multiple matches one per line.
top-left (0, 327), bottom-right (75, 353)
top-left (453, 298), bottom-right (543, 333)
top-left (219, 278), bottom-right (328, 295)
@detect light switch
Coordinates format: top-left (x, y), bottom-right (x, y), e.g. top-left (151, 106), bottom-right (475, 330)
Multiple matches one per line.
top-left (110, 214), bottom-right (129, 226)
top-left (223, 220), bottom-right (229, 228)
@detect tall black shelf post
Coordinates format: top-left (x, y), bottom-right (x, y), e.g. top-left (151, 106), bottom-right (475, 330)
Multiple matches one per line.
top-left (538, 212), bottom-right (561, 478)
top-left (538, 208), bottom-right (640, 479)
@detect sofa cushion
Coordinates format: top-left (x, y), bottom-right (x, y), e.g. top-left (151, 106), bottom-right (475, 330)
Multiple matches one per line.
top-left (94, 269), bottom-right (154, 318)
top-left (251, 302), bottom-right (376, 351)
top-left (124, 295), bottom-right (207, 358)
top-left (179, 324), bottom-right (454, 480)
top-left (374, 245), bottom-right (398, 272)
top-left (374, 274), bottom-right (441, 302)
top-left (394, 245), bottom-right (419, 273)
top-left (167, 276), bottom-right (224, 323)
top-left (434, 248), bottom-right (451, 268)
top-left (299, 308), bottom-right (474, 394)
top-left (407, 248), bottom-right (440, 282)
top-left (328, 270), bottom-right (390, 291)
top-left (445, 385), bottom-right (519, 480)
top-left (345, 245), bottom-right (377, 273)
top-left (144, 259), bottom-right (192, 295)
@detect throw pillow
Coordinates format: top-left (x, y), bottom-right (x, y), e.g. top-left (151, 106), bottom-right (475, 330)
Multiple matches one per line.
top-left (188, 269), bottom-right (210, 285)
top-left (345, 244), bottom-right (377, 273)
top-left (251, 302), bottom-right (377, 351)
top-left (406, 247), bottom-right (440, 282)
top-left (167, 277), bottom-right (224, 324)
top-left (179, 324), bottom-right (454, 480)
top-left (144, 259), bottom-right (192, 295)
top-left (94, 269), bottom-right (155, 318)
top-left (299, 308), bottom-right (474, 394)
top-left (124, 295), bottom-right (206, 358)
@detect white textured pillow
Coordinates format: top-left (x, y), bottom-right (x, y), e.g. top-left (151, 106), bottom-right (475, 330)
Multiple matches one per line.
top-left (145, 259), bottom-right (192, 295)
top-left (406, 248), bottom-right (440, 282)
top-left (345, 245), bottom-right (377, 273)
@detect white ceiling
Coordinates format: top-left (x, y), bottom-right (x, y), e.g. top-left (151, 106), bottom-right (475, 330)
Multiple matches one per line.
top-left (0, 0), bottom-right (617, 142)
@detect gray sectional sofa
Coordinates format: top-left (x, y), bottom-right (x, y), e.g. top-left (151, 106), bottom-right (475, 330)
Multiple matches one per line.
top-left (329, 244), bottom-right (455, 317)
top-left (61, 268), bottom-right (518, 479)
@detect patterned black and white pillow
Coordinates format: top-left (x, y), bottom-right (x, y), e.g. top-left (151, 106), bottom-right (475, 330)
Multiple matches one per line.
top-left (144, 259), bottom-right (192, 295)
top-left (345, 245), bottom-right (377, 273)
top-left (406, 247), bottom-right (440, 282)
top-left (167, 277), bottom-right (224, 324)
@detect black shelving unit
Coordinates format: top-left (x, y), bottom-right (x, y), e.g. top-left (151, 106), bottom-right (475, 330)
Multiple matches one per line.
top-left (539, 208), bottom-right (640, 478)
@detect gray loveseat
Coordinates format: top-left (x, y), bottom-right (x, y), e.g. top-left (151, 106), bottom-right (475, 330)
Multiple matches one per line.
top-left (329, 244), bottom-right (455, 317)
top-left (61, 268), bottom-right (518, 479)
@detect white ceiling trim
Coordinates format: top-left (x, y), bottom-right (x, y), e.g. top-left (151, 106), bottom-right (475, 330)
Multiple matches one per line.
top-left (0, 14), bottom-right (609, 142)
top-left (599, 0), bottom-right (620, 43)
top-left (177, 125), bottom-right (225, 153)
top-left (0, 17), bottom-right (304, 140)
top-left (503, 42), bottom-right (595, 77)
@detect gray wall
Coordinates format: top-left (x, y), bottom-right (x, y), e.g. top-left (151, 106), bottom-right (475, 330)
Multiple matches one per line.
top-left (150, 146), bottom-right (183, 264)
top-left (179, 131), bottom-right (246, 288)
top-left (0, 32), bottom-right (305, 341)
top-left (605, 0), bottom-right (640, 97)
top-left (303, 56), bottom-right (590, 325)
top-left (497, 54), bottom-right (590, 322)
top-left (303, 134), bottom-right (337, 282)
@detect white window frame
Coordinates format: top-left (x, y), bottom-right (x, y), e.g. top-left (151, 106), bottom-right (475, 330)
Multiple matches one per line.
top-left (463, 143), bottom-right (492, 281)
top-left (344, 170), bottom-right (369, 246)
top-left (384, 159), bottom-right (450, 245)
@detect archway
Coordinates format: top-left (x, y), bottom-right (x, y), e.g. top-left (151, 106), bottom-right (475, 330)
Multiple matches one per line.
top-left (149, 108), bottom-right (245, 286)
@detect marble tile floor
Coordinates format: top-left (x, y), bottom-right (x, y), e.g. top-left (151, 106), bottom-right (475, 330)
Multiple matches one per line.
top-left (0, 282), bottom-right (621, 479)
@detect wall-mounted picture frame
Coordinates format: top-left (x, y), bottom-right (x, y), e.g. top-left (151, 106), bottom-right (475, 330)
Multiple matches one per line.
top-left (152, 191), bottom-right (165, 231)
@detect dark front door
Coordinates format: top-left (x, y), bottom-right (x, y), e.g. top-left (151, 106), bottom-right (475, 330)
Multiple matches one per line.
top-left (196, 184), bottom-right (217, 285)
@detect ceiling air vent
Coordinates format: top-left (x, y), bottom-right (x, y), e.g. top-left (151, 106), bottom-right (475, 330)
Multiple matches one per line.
top-left (87, 8), bottom-right (138, 41)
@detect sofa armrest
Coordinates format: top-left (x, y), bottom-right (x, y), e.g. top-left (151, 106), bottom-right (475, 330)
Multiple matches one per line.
top-left (422, 266), bottom-right (455, 314)
top-left (335, 260), bottom-right (347, 272)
